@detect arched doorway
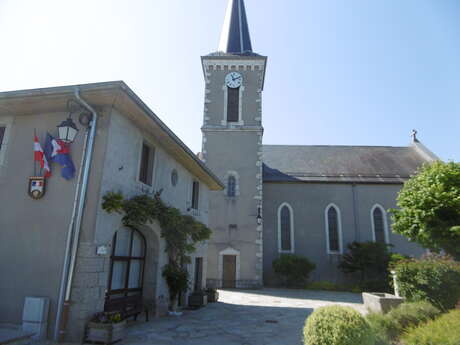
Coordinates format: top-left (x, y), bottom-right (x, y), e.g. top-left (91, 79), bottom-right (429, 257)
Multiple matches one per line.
top-left (105, 227), bottom-right (146, 318)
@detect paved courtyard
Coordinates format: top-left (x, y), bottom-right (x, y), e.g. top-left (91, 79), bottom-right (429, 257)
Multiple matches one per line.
top-left (124, 289), bottom-right (365, 345)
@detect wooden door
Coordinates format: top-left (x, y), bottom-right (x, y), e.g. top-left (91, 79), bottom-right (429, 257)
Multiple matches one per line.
top-left (222, 255), bottom-right (236, 288)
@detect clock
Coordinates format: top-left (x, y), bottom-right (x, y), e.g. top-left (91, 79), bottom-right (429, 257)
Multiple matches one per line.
top-left (225, 72), bottom-right (243, 88)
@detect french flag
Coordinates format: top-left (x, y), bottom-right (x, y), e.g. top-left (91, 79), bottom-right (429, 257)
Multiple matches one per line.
top-left (34, 135), bottom-right (51, 178)
top-left (44, 133), bottom-right (76, 180)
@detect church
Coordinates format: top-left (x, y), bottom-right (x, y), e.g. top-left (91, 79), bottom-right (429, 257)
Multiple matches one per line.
top-left (202, 0), bottom-right (438, 288)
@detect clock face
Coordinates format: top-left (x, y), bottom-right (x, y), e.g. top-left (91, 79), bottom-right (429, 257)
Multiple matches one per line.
top-left (225, 72), bottom-right (243, 88)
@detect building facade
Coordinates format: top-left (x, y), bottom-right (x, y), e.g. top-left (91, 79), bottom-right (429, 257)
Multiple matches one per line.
top-left (0, 82), bottom-right (223, 341)
top-left (202, 0), bottom-right (266, 289)
top-left (204, 0), bottom-right (437, 288)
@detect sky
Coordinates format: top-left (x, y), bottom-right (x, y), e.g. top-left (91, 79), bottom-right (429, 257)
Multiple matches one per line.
top-left (0, 0), bottom-right (458, 161)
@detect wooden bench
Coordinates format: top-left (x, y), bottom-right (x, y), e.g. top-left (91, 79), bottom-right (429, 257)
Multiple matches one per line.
top-left (105, 295), bottom-right (151, 321)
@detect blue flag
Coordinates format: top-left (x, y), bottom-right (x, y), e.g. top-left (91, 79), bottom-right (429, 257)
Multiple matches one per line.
top-left (44, 133), bottom-right (76, 180)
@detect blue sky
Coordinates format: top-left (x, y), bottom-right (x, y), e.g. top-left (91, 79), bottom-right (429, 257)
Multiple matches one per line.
top-left (0, 0), bottom-right (458, 161)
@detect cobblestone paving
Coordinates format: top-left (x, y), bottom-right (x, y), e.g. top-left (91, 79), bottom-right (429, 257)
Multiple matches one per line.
top-left (123, 288), bottom-right (365, 345)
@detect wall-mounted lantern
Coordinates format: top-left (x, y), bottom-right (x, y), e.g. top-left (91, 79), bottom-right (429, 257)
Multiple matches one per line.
top-left (57, 118), bottom-right (79, 143)
top-left (57, 100), bottom-right (80, 143)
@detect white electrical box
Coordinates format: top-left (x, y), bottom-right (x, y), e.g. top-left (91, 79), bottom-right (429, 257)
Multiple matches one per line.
top-left (22, 297), bottom-right (49, 340)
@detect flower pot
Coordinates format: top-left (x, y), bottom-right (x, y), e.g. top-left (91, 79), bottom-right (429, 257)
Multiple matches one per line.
top-left (362, 292), bottom-right (404, 314)
top-left (206, 290), bottom-right (219, 303)
top-left (188, 292), bottom-right (208, 308)
top-left (85, 320), bottom-right (126, 345)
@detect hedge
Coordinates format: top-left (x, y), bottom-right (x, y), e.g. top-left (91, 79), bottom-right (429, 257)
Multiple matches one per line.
top-left (393, 255), bottom-right (460, 310)
top-left (401, 309), bottom-right (460, 345)
top-left (366, 301), bottom-right (441, 344)
top-left (303, 306), bottom-right (375, 345)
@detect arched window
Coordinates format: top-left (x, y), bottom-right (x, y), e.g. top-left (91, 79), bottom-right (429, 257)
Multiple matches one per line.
top-left (325, 204), bottom-right (343, 254)
top-left (372, 205), bottom-right (389, 244)
top-left (105, 228), bottom-right (146, 314)
top-left (227, 176), bottom-right (236, 197)
top-left (278, 203), bottom-right (294, 253)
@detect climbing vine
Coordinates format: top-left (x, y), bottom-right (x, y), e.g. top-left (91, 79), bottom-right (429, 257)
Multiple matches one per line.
top-left (102, 191), bottom-right (211, 308)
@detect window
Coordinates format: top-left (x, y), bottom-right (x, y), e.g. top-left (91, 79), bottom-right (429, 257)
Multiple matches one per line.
top-left (194, 257), bottom-right (203, 292)
top-left (227, 87), bottom-right (239, 122)
top-left (191, 181), bottom-right (200, 210)
top-left (0, 127), bottom-right (5, 150)
top-left (107, 229), bottom-right (145, 300)
top-left (278, 203), bottom-right (294, 253)
top-left (171, 169), bottom-right (178, 187)
top-left (372, 205), bottom-right (389, 244)
top-left (325, 204), bottom-right (342, 254)
top-left (139, 142), bottom-right (155, 186)
top-left (227, 176), bottom-right (236, 197)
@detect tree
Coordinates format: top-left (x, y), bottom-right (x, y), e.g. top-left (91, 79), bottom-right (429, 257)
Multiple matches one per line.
top-left (272, 254), bottom-right (316, 287)
top-left (338, 241), bottom-right (392, 291)
top-left (390, 161), bottom-right (460, 260)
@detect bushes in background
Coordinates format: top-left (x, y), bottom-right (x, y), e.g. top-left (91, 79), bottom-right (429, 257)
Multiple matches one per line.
top-left (393, 254), bottom-right (460, 310)
top-left (366, 301), bottom-right (441, 344)
top-left (272, 254), bottom-right (315, 288)
top-left (303, 306), bottom-right (375, 345)
top-left (305, 280), bottom-right (361, 293)
top-left (401, 309), bottom-right (460, 345)
top-left (338, 241), bottom-right (392, 292)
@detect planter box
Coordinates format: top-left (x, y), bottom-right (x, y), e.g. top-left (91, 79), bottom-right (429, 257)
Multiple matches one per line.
top-left (362, 292), bottom-right (404, 314)
top-left (188, 293), bottom-right (208, 308)
top-left (206, 290), bottom-right (219, 303)
top-left (85, 320), bottom-right (126, 345)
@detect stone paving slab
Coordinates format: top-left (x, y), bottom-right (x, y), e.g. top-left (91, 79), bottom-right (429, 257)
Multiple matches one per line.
top-left (123, 288), bottom-right (365, 345)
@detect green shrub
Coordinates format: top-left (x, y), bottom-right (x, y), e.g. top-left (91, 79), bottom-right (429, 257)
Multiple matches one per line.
top-left (338, 241), bottom-right (392, 292)
top-left (272, 254), bottom-right (315, 288)
top-left (305, 281), bottom-right (363, 293)
top-left (306, 281), bottom-right (338, 291)
top-left (401, 309), bottom-right (460, 345)
top-left (394, 255), bottom-right (460, 310)
top-left (303, 306), bottom-right (375, 345)
top-left (366, 301), bottom-right (441, 343)
top-left (389, 252), bottom-right (410, 270)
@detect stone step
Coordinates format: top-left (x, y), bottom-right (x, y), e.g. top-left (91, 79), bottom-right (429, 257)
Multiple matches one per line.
top-left (0, 328), bottom-right (35, 345)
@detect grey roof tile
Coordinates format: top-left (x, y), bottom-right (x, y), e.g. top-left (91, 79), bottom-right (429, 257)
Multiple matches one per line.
top-left (263, 145), bottom-right (431, 184)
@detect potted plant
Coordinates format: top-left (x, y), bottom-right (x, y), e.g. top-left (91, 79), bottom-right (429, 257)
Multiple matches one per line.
top-left (84, 312), bottom-right (126, 345)
top-left (205, 287), bottom-right (219, 303)
top-left (188, 290), bottom-right (208, 308)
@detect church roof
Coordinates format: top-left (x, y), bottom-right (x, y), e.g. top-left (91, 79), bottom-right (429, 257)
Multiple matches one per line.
top-left (218, 0), bottom-right (253, 55)
top-left (262, 144), bottom-right (437, 184)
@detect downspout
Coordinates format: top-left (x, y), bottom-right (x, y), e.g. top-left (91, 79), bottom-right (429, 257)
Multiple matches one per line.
top-left (352, 184), bottom-right (360, 242)
top-left (54, 89), bottom-right (98, 341)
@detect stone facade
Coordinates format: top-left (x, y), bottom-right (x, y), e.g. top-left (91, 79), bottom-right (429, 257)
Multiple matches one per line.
top-left (0, 83), bottom-right (222, 342)
top-left (262, 182), bottom-right (426, 286)
top-left (202, 56), bottom-right (267, 289)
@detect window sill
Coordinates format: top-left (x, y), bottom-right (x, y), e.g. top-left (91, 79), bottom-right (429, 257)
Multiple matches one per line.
top-left (279, 250), bottom-right (294, 254)
top-left (136, 181), bottom-right (154, 194)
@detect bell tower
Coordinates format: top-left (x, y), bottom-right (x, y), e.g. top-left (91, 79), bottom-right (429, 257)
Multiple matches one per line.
top-left (201, 0), bottom-right (267, 288)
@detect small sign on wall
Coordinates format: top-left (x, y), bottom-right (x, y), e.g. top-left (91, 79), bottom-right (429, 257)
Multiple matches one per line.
top-left (28, 177), bottom-right (46, 200)
top-left (96, 245), bottom-right (109, 256)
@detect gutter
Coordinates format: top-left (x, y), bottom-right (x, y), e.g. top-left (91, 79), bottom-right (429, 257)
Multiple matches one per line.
top-left (54, 89), bottom-right (98, 341)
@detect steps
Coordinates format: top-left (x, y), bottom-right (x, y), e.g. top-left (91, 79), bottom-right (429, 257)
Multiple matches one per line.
top-left (0, 327), bottom-right (35, 345)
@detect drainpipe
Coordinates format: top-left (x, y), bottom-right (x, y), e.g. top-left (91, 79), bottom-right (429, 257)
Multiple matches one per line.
top-left (351, 184), bottom-right (360, 242)
top-left (54, 89), bottom-right (98, 341)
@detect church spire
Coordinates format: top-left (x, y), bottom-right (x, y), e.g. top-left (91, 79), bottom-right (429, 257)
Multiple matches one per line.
top-left (218, 0), bottom-right (253, 55)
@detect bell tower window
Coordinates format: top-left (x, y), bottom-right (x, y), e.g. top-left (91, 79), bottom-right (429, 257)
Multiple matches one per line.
top-left (227, 87), bottom-right (240, 122)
